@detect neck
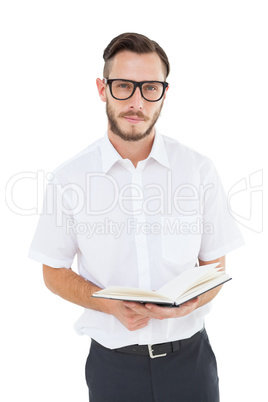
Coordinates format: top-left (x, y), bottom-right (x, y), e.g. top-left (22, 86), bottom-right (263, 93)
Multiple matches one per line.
top-left (107, 128), bottom-right (155, 168)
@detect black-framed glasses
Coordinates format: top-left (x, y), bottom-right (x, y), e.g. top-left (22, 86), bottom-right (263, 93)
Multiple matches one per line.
top-left (104, 78), bottom-right (169, 102)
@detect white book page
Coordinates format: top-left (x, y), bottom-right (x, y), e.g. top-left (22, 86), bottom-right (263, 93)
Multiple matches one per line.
top-left (157, 262), bottom-right (220, 300)
top-left (175, 273), bottom-right (231, 305)
top-left (94, 286), bottom-right (172, 302)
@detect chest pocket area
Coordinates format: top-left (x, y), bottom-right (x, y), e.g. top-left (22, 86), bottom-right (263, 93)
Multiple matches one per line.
top-left (161, 215), bottom-right (202, 265)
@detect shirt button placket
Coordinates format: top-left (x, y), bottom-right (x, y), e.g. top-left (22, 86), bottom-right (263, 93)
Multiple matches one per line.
top-left (131, 169), bottom-right (152, 344)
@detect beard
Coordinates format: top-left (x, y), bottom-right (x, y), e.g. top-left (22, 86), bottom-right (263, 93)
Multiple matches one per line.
top-left (106, 100), bottom-right (164, 142)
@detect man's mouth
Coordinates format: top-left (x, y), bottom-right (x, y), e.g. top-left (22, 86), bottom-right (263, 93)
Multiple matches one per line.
top-left (120, 112), bottom-right (147, 124)
top-left (123, 116), bottom-right (144, 124)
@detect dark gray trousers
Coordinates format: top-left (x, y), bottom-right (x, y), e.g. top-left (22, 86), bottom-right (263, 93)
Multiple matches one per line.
top-left (85, 329), bottom-right (219, 402)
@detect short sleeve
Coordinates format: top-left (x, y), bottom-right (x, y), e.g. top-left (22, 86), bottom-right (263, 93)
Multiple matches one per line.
top-left (198, 163), bottom-right (244, 261)
top-left (28, 177), bottom-right (78, 268)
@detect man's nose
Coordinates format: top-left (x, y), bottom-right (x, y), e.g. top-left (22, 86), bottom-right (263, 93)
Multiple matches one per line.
top-left (128, 86), bottom-right (144, 109)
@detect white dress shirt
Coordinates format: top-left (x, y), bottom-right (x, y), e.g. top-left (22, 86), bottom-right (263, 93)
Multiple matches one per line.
top-left (29, 131), bottom-right (243, 348)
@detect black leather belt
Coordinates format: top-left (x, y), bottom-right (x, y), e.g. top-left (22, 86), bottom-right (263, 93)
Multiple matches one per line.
top-left (92, 328), bottom-right (204, 359)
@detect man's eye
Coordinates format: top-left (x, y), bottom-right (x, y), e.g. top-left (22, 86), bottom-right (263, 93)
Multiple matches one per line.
top-left (147, 86), bottom-right (156, 91)
top-left (144, 84), bottom-right (159, 92)
top-left (116, 82), bottom-right (132, 89)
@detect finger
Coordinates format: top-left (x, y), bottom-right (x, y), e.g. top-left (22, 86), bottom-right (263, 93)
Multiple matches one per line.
top-left (145, 303), bottom-right (172, 314)
top-left (123, 301), bottom-right (150, 315)
top-left (181, 297), bottom-right (199, 307)
top-left (131, 320), bottom-right (150, 331)
top-left (122, 301), bottom-right (142, 309)
top-left (142, 304), bottom-right (174, 320)
top-left (126, 316), bottom-right (150, 331)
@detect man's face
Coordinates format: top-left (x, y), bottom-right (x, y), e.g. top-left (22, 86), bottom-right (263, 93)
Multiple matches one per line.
top-left (99, 51), bottom-right (168, 142)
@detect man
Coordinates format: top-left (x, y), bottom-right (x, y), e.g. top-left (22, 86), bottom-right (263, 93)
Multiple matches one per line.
top-left (29, 33), bottom-right (243, 401)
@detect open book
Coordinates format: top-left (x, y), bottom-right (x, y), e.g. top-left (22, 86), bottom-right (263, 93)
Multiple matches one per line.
top-left (92, 263), bottom-right (231, 307)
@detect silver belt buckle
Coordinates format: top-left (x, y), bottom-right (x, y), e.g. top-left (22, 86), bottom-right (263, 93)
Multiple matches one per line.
top-left (148, 344), bottom-right (167, 359)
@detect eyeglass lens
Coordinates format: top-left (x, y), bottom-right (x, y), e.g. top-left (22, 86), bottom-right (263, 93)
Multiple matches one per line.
top-left (110, 80), bottom-right (165, 101)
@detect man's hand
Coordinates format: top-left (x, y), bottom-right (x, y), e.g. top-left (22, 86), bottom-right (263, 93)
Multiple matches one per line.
top-left (110, 298), bottom-right (199, 331)
top-left (111, 300), bottom-right (151, 331)
top-left (114, 257), bottom-right (226, 329)
top-left (122, 297), bottom-right (200, 321)
top-left (43, 256), bottom-right (225, 332)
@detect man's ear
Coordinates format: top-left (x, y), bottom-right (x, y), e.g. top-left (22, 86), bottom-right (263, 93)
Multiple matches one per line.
top-left (96, 78), bottom-right (107, 102)
top-left (163, 84), bottom-right (169, 100)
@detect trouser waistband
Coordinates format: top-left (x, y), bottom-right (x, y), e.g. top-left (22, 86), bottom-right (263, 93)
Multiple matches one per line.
top-left (92, 328), bottom-right (205, 359)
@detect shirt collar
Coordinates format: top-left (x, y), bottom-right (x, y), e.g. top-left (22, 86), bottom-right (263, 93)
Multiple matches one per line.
top-left (101, 134), bottom-right (123, 173)
top-left (148, 130), bottom-right (170, 169)
top-left (101, 131), bottom-right (170, 174)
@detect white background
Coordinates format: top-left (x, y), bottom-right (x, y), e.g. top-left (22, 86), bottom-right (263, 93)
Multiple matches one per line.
top-left (1, 1), bottom-right (267, 401)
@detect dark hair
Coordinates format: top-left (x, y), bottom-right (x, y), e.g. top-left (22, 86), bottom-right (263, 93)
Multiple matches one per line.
top-left (103, 32), bottom-right (170, 78)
